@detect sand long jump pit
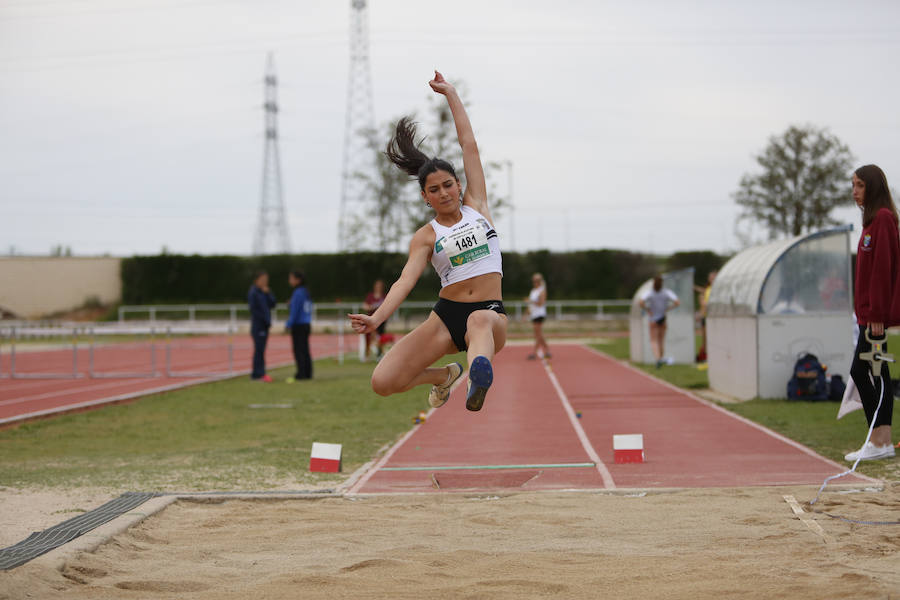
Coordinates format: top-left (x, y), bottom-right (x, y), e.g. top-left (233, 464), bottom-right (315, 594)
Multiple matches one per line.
top-left (2, 484), bottom-right (899, 599)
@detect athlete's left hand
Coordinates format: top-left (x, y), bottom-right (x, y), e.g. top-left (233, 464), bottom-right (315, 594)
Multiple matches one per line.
top-left (428, 70), bottom-right (455, 96)
top-left (348, 313), bottom-right (377, 334)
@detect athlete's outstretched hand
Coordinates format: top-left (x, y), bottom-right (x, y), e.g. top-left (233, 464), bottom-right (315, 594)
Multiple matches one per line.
top-left (348, 313), bottom-right (378, 334)
top-left (428, 70), bottom-right (455, 96)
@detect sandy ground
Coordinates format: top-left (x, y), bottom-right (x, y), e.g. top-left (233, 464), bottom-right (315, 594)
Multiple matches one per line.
top-left (0, 487), bottom-right (122, 549)
top-left (2, 483), bottom-right (899, 600)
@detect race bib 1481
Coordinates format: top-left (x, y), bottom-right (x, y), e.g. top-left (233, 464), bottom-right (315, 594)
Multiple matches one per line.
top-left (444, 224), bottom-right (490, 267)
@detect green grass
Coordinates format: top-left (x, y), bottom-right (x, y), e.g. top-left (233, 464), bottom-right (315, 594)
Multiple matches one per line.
top-left (594, 336), bottom-right (899, 482)
top-left (0, 355), bottom-right (463, 491)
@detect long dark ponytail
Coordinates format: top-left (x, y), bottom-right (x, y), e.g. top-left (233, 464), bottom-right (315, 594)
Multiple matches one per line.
top-left (385, 117), bottom-right (457, 190)
top-left (856, 164), bottom-right (898, 227)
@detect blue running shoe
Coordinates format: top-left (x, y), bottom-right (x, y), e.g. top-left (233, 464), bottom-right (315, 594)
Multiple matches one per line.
top-left (465, 355), bottom-right (493, 412)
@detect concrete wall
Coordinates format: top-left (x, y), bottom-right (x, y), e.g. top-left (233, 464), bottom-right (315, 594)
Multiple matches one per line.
top-left (0, 257), bottom-right (122, 318)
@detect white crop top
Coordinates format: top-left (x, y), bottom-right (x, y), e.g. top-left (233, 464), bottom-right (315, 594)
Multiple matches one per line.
top-left (528, 285), bottom-right (547, 319)
top-left (429, 205), bottom-right (503, 288)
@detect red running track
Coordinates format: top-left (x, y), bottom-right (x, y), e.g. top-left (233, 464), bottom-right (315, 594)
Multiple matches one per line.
top-left (0, 334), bottom-right (342, 425)
top-left (349, 343), bottom-right (873, 493)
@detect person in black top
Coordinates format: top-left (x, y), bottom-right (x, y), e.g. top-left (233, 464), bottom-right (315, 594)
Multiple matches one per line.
top-left (248, 271), bottom-right (276, 382)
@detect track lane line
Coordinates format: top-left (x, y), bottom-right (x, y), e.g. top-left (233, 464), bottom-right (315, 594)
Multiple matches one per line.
top-left (541, 359), bottom-right (616, 489)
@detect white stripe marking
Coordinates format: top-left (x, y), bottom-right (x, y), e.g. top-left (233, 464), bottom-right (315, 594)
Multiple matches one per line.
top-left (542, 359), bottom-right (616, 489)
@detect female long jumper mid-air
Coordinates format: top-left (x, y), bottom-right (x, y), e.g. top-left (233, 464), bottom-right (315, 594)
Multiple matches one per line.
top-left (348, 71), bottom-right (507, 412)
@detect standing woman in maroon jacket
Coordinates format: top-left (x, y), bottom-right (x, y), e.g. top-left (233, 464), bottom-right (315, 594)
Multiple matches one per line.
top-left (846, 164), bottom-right (898, 461)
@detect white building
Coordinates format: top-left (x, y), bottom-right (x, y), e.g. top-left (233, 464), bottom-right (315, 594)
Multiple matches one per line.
top-left (707, 225), bottom-right (854, 400)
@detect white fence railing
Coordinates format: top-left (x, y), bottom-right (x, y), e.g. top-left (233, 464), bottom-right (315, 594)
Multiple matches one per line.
top-left (116, 299), bottom-right (631, 327)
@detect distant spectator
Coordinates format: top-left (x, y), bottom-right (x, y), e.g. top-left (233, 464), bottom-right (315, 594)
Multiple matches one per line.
top-left (362, 279), bottom-right (387, 359)
top-left (639, 275), bottom-right (680, 368)
top-left (695, 270), bottom-right (717, 362)
top-left (285, 270), bottom-right (313, 381)
top-left (526, 272), bottom-right (551, 359)
top-left (248, 271), bottom-right (276, 382)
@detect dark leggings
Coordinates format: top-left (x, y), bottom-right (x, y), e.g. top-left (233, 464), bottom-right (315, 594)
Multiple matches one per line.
top-left (849, 329), bottom-right (894, 427)
top-left (251, 325), bottom-right (269, 379)
top-left (291, 324), bottom-right (312, 379)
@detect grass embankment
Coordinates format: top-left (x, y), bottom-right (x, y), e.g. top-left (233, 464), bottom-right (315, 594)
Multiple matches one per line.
top-left (0, 355), bottom-right (462, 491)
top-left (597, 336), bottom-right (899, 482)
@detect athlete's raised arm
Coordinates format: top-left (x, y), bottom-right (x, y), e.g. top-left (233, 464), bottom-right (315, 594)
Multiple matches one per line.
top-left (428, 71), bottom-right (491, 223)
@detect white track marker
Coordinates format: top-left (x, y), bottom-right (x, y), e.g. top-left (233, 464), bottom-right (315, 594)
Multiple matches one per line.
top-left (309, 442), bottom-right (342, 473)
top-left (784, 495), bottom-right (834, 544)
top-left (542, 360), bottom-right (615, 489)
top-left (613, 434), bottom-right (645, 464)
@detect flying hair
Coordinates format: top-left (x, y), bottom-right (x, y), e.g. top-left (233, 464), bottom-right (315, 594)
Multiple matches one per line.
top-left (385, 117), bottom-right (457, 190)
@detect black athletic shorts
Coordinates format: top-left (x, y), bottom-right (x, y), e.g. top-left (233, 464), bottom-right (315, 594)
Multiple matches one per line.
top-left (531, 316), bottom-right (545, 324)
top-left (653, 315), bottom-right (667, 326)
top-left (433, 298), bottom-right (506, 352)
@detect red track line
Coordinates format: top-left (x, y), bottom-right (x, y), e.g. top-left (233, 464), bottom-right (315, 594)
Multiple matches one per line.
top-left (542, 359), bottom-right (615, 488)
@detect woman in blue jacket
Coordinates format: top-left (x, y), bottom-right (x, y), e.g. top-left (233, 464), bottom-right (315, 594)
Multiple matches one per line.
top-left (285, 270), bottom-right (313, 381)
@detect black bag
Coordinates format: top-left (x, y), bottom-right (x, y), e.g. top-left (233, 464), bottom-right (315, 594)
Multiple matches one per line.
top-left (828, 374), bottom-right (846, 402)
top-left (786, 353), bottom-right (828, 401)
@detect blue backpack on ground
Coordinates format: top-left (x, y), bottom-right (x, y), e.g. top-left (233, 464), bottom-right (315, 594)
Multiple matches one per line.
top-left (786, 353), bottom-right (829, 401)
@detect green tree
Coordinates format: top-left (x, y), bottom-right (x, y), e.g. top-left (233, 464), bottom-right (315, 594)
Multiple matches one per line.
top-left (733, 125), bottom-right (854, 240)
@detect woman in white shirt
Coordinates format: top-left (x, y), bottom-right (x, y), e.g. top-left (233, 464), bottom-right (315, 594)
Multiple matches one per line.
top-left (639, 275), bottom-right (680, 368)
top-left (348, 71), bottom-right (505, 412)
top-left (526, 273), bottom-right (551, 359)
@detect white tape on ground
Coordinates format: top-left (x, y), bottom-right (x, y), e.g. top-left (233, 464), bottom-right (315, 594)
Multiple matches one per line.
top-left (542, 359), bottom-right (616, 489)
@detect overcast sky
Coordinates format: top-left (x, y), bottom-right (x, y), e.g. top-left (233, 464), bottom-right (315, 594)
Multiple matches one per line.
top-left (2, 0), bottom-right (898, 257)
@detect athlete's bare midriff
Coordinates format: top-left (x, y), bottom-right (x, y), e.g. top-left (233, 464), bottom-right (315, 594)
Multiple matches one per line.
top-left (438, 272), bottom-right (503, 302)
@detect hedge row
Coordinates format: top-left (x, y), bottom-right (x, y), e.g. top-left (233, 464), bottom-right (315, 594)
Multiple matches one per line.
top-left (120, 250), bottom-right (727, 305)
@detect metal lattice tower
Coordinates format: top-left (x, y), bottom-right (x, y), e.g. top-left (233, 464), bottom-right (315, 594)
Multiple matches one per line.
top-left (337, 0), bottom-right (376, 251)
top-left (252, 52), bottom-right (291, 255)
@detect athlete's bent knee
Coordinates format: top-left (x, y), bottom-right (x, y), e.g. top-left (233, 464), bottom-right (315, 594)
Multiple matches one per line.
top-left (370, 371), bottom-right (396, 397)
top-left (467, 310), bottom-right (496, 331)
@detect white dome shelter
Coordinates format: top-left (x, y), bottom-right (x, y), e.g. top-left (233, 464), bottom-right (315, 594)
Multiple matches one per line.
top-left (629, 267), bottom-right (696, 365)
top-left (707, 225), bottom-right (854, 400)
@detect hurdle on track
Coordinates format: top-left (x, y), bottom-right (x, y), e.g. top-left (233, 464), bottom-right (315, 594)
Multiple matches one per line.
top-left (1, 325), bottom-right (84, 379)
top-left (0, 323), bottom-right (237, 380)
top-left (88, 326), bottom-right (159, 379)
top-left (163, 325), bottom-right (235, 378)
